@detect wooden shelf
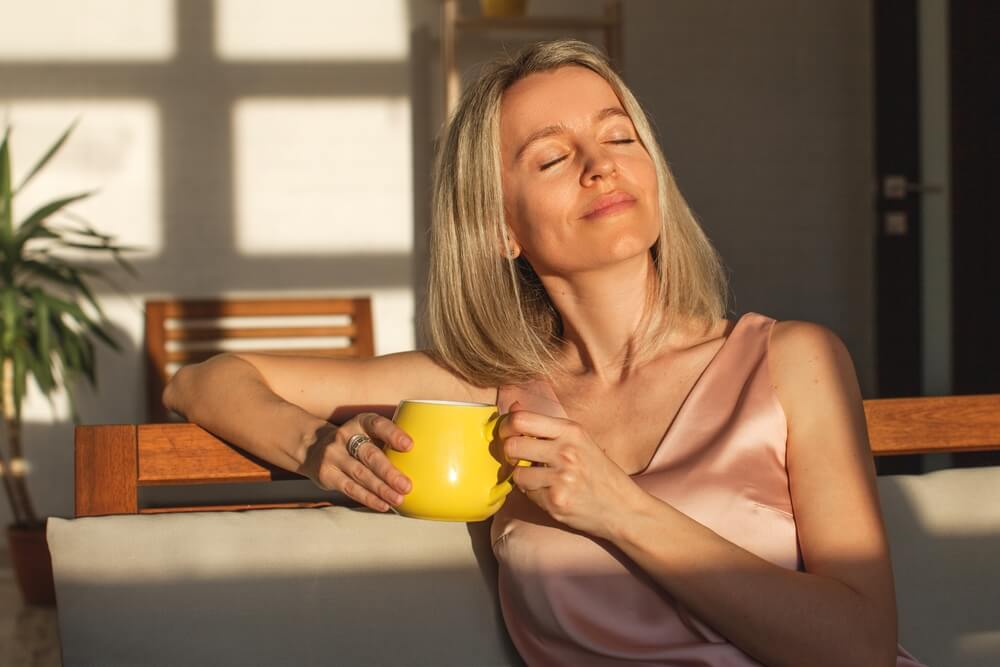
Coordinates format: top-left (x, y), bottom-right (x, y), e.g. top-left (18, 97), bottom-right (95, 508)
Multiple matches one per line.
top-left (441, 0), bottom-right (623, 116)
top-left (455, 16), bottom-right (615, 31)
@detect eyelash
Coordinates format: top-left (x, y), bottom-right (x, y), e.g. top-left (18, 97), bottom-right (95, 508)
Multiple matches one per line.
top-left (540, 139), bottom-right (636, 171)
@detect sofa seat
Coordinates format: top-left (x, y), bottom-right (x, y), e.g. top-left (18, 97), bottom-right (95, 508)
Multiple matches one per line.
top-left (48, 465), bottom-right (1000, 666)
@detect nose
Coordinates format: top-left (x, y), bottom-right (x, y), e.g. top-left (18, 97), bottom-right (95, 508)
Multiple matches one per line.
top-left (579, 141), bottom-right (617, 185)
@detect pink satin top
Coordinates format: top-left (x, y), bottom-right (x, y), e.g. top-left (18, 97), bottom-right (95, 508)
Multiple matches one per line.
top-left (491, 311), bottom-right (925, 666)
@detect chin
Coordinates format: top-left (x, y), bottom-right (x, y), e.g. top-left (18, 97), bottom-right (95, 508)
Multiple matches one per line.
top-left (608, 227), bottom-right (659, 259)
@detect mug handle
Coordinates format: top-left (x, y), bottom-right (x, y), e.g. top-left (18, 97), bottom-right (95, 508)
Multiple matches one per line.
top-left (487, 412), bottom-right (531, 505)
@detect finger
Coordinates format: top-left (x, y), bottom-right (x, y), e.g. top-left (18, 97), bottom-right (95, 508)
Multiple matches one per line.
top-left (344, 451), bottom-right (408, 508)
top-left (327, 468), bottom-right (391, 512)
top-left (503, 435), bottom-right (558, 467)
top-left (511, 464), bottom-right (553, 492)
top-left (360, 413), bottom-right (413, 452)
top-left (354, 439), bottom-right (412, 495)
top-left (499, 408), bottom-right (565, 440)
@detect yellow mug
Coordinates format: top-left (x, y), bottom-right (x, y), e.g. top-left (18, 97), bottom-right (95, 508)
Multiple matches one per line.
top-left (386, 399), bottom-right (529, 522)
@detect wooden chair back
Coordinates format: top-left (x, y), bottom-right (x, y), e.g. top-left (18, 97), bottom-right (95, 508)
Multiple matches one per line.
top-left (74, 394), bottom-right (1000, 518)
top-left (145, 297), bottom-right (374, 421)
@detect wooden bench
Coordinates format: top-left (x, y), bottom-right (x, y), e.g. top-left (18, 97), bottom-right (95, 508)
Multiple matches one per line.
top-left (73, 394), bottom-right (1000, 517)
top-left (48, 394), bottom-right (1000, 667)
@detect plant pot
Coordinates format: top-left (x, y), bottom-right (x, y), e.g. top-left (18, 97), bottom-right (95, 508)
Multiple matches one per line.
top-left (6, 519), bottom-right (56, 606)
top-left (481, 0), bottom-right (528, 18)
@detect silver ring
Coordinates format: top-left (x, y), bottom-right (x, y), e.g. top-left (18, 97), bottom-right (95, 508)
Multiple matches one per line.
top-left (346, 433), bottom-right (373, 460)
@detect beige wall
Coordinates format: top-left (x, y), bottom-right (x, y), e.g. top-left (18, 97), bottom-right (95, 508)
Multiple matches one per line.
top-left (0, 0), bottom-right (875, 530)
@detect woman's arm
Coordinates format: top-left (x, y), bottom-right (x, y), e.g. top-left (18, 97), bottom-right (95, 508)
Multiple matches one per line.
top-left (163, 350), bottom-right (490, 503)
top-left (608, 321), bottom-right (897, 667)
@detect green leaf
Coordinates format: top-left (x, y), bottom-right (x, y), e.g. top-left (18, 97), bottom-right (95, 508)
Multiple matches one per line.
top-left (87, 320), bottom-right (120, 352)
top-left (13, 192), bottom-right (94, 255)
top-left (33, 289), bottom-right (52, 368)
top-left (0, 126), bottom-right (12, 245)
top-left (14, 119), bottom-right (78, 195)
top-left (1, 287), bottom-right (20, 352)
top-left (42, 292), bottom-right (118, 352)
top-left (18, 225), bottom-right (60, 244)
top-left (56, 327), bottom-right (81, 378)
top-left (70, 268), bottom-right (109, 322)
top-left (25, 338), bottom-right (56, 397)
top-left (17, 259), bottom-right (80, 291)
top-left (109, 247), bottom-right (140, 279)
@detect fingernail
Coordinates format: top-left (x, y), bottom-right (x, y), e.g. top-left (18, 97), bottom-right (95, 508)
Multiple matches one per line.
top-left (396, 478), bottom-right (411, 493)
top-left (392, 492), bottom-right (404, 505)
top-left (379, 501), bottom-right (390, 512)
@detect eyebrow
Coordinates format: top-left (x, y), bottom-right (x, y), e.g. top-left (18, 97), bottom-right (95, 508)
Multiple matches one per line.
top-left (513, 106), bottom-right (631, 163)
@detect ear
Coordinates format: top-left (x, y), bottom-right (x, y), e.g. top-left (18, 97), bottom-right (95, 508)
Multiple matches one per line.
top-left (498, 225), bottom-right (522, 260)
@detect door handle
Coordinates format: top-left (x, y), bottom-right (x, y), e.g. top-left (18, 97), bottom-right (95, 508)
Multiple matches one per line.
top-left (882, 174), bottom-right (944, 200)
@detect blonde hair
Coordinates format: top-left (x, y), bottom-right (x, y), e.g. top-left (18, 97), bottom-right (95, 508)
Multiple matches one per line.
top-left (423, 39), bottom-right (730, 387)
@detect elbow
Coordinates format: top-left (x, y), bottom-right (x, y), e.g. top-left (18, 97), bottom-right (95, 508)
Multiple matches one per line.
top-left (162, 364), bottom-right (194, 419)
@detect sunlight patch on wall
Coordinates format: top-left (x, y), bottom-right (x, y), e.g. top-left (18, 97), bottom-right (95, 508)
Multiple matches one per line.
top-left (215, 0), bottom-right (407, 61)
top-left (0, 0), bottom-right (175, 61)
top-left (233, 97), bottom-right (412, 255)
top-left (2, 100), bottom-right (162, 257)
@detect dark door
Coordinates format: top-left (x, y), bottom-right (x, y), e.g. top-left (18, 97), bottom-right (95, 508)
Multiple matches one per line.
top-left (873, 0), bottom-right (1000, 473)
top-left (872, 0), bottom-right (924, 474)
top-left (873, 0), bottom-right (922, 403)
top-left (949, 1), bottom-right (1000, 466)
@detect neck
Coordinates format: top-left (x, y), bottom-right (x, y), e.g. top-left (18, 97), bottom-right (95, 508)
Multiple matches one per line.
top-left (538, 253), bottom-right (657, 383)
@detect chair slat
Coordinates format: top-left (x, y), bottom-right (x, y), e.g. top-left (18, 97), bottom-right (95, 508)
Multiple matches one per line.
top-left (162, 299), bottom-right (361, 318)
top-left (165, 325), bottom-right (358, 341)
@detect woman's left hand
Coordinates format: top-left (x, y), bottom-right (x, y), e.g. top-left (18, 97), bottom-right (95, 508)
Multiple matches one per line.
top-left (500, 401), bottom-right (647, 540)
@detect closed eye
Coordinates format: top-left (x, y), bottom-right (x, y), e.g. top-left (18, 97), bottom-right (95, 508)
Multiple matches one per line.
top-left (540, 156), bottom-right (567, 171)
top-left (539, 139), bottom-right (635, 171)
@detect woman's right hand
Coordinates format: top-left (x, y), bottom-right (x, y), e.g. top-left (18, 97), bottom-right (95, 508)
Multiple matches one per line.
top-left (300, 413), bottom-right (414, 512)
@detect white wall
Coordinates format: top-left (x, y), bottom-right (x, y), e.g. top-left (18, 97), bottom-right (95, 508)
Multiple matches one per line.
top-left (0, 0), bottom-right (877, 530)
top-left (0, 0), bottom-right (420, 528)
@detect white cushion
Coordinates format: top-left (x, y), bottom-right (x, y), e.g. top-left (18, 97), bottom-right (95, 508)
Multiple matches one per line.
top-left (48, 466), bottom-right (1000, 667)
top-left (47, 506), bottom-right (522, 666)
top-left (877, 465), bottom-right (1000, 667)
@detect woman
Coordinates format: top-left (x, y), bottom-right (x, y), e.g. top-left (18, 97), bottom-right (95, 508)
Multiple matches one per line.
top-left (165, 40), bottom-right (924, 666)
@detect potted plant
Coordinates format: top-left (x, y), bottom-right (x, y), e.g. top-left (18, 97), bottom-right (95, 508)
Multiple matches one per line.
top-left (1, 121), bottom-right (135, 605)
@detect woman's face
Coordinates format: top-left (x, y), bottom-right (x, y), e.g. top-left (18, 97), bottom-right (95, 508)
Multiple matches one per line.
top-left (499, 66), bottom-right (660, 275)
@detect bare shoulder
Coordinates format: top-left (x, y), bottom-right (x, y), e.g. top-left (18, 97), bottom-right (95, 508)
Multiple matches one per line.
top-left (766, 319), bottom-right (863, 434)
top-left (768, 320), bottom-right (854, 381)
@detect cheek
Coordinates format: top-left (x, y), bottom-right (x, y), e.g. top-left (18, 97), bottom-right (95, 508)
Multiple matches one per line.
top-left (511, 181), bottom-right (571, 241)
top-left (633, 158), bottom-right (661, 220)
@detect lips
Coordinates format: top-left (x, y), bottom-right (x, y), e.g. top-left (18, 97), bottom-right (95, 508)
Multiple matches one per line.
top-left (582, 190), bottom-right (637, 219)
